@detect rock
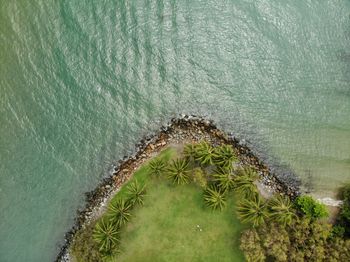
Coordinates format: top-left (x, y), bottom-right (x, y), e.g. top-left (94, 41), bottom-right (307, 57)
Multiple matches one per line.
top-left (149, 144), bottom-right (155, 150)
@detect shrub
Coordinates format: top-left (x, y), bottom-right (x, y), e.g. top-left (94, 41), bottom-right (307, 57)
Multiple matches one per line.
top-left (71, 222), bottom-right (102, 262)
top-left (295, 195), bottom-right (328, 219)
top-left (336, 184), bottom-right (350, 237)
top-left (240, 229), bottom-right (266, 262)
top-left (240, 218), bottom-right (346, 262)
top-left (192, 167), bottom-right (207, 188)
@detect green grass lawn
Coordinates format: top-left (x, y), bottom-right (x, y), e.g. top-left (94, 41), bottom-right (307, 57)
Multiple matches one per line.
top-left (106, 147), bottom-right (246, 262)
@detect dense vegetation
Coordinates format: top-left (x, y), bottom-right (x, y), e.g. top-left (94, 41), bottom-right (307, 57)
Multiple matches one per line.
top-left (334, 185), bottom-right (350, 237)
top-left (71, 141), bottom-right (350, 262)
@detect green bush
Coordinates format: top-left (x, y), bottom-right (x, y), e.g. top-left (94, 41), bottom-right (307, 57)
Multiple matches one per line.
top-left (295, 195), bottom-right (328, 219)
top-left (239, 218), bottom-right (349, 262)
top-left (71, 222), bottom-right (102, 262)
top-left (336, 184), bottom-right (350, 237)
top-left (192, 167), bottom-right (207, 188)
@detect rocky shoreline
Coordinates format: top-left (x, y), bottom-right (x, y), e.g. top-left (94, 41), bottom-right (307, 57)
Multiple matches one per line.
top-left (55, 115), bottom-right (301, 262)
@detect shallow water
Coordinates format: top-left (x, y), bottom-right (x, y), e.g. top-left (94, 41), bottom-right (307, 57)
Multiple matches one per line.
top-left (0, 0), bottom-right (349, 261)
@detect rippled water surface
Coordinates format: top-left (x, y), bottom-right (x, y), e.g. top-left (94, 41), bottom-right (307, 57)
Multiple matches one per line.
top-left (1, 0), bottom-right (350, 261)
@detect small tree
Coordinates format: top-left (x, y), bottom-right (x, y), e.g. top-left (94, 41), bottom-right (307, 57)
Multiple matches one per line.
top-left (127, 180), bottom-right (146, 206)
top-left (92, 219), bottom-right (120, 253)
top-left (167, 158), bottom-right (191, 185)
top-left (204, 186), bottom-right (227, 211)
top-left (149, 158), bottom-right (167, 177)
top-left (240, 229), bottom-right (266, 262)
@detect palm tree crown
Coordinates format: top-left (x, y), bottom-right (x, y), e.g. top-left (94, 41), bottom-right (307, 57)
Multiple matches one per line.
top-left (204, 186), bottom-right (227, 211)
top-left (213, 144), bottom-right (238, 169)
top-left (194, 141), bottom-right (215, 166)
top-left (109, 199), bottom-right (132, 227)
top-left (149, 158), bottom-right (167, 176)
top-left (127, 180), bottom-right (146, 206)
top-left (237, 195), bottom-right (268, 227)
top-left (213, 167), bottom-right (235, 192)
top-left (268, 194), bottom-right (296, 226)
top-left (93, 219), bottom-right (120, 253)
top-left (167, 158), bottom-right (190, 185)
top-left (183, 143), bottom-right (197, 161)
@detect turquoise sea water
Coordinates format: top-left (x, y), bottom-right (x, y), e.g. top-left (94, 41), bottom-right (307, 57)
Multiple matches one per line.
top-left (1, 1), bottom-right (350, 261)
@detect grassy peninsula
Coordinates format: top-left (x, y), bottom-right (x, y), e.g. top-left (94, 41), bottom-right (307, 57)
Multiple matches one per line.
top-left (62, 118), bottom-right (350, 262)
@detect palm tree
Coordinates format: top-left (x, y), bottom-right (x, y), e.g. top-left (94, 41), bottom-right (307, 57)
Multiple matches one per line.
top-left (183, 143), bottom-right (197, 161)
top-left (194, 141), bottom-right (215, 166)
top-left (213, 167), bottom-right (235, 192)
top-left (233, 167), bottom-right (259, 199)
top-left (268, 194), bottom-right (296, 226)
top-left (167, 158), bottom-right (190, 185)
top-left (127, 180), bottom-right (146, 206)
top-left (93, 219), bottom-right (120, 253)
top-left (236, 167), bottom-right (259, 181)
top-left (237, 195), bottom-right (268, 227)
top-left (204, 187), bottom-right (227, 211)
top-left (213, 144), bottom-right (238, 169)
top-left (109, 198), bottom-right (132, 227)
top-left (149, 158), bottom-right (167, 176)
